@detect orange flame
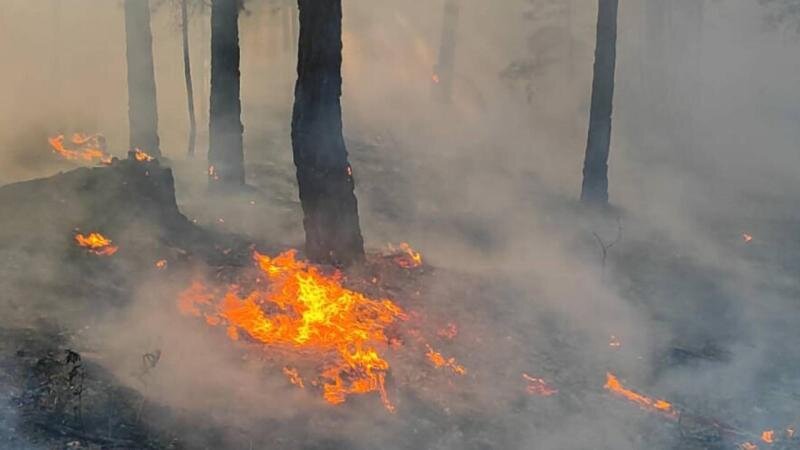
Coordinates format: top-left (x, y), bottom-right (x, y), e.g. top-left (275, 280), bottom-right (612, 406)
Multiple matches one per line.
top-left (155, 259), bottom-right (167, 270)
top-left (425, 344), bottom-right (466, 375)
top-left (283, 367), bottom-right (305, 389)
top-left (48, 133), bottom-right (111, 164)
top-left (523, 373), bottom-right (558, 396)
top-left (741, 443), bottom-right (759, 450)
top-left (604, 372), bottom-right (677, 419)
top-left (761, 430), bottom-right (774, 444)
top-left (133, 148), bottom-right (154, 162)
top-left (742, 233), bottom-right (754, 243)
top-left (74, 232), bottom-right (118, 256)
top-left (179, 250), bottom-right (408, 410)
top-left (388, 242), bottom-right (423, 269)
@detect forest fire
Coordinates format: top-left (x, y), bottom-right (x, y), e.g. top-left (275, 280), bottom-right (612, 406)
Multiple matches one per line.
top-left (387, 242), bottom-right (423, 268)
top-left (48, 133), bottom-right (112, 164)
top-left (604, 372), bottom-right (678, 419)
top-left (523, 373), bottom-right (558, 396)
top-left (74, 232), bottom-right (119, 256)
top-left (179, 250), bottom-right (409, 410)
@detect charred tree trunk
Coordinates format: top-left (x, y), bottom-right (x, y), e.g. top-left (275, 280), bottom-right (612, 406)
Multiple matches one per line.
top-left (181, 0), bottom-right (197, 158)
top-left (433, 0), bottom-right (460, 103)
top-left (124, 0), bottom-right (161, 157)
top-left (581, 0), bottom-right (619, 205)
top-left (291, 0), bottom-right (365, 266)
top-left (208, 0), bottom-right (244, 188)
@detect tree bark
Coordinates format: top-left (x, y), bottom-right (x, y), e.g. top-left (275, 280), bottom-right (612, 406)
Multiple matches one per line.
top-left (124, 0), bottom-right (161, 157)
top-left (433, 0), bottom-right (460, 103)
top-left (581, 0), bottom-right (619, 205)
top-left (181, 0), bottom-right (197, 158)
top-left (209, 0), bottom-right (244, 187)
top-left (291, 0), bottom-right (365, 266)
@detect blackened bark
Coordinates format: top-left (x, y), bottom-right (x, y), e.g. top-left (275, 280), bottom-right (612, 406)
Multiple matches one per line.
top-left (181, 0), bottom-right (197, 158)
top-left (581, 0), bottom-right (618, 205)
top-left (124, 0), bottom-right (161, 157)
top-left (433, 0), bottom-right (460, 103)
top-left (209, 0), bottom-right (244, 187)
top-left (292, 0), bottom-right (365, 266)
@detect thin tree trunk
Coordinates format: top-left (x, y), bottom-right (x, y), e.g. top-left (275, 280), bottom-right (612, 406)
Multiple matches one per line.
top-left (124, 0), bottom-right (161, 157)
top-left (581, 0), bottom-right (619, 205)
top-left (433, 0), bottom-right (460, 103)
top-left (182, 0), bottom-right (197, 157)
top-left (292, 0), bottom-right (365, 266)
top-left (208, 0), bottom-right (244, 187)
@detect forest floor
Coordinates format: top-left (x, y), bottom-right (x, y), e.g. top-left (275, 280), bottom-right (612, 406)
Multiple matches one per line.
top-left (0, 139), bottom-right (799, 450)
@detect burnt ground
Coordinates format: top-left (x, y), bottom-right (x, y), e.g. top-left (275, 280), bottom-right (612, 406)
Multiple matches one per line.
top-left (0, 147), bottom-right (799, 450)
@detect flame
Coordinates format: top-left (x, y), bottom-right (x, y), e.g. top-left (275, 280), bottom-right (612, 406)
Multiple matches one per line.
top-left (283, 367), bottom-right (305, 389)
top-left (74, 232), bottom-right (118, 256)
top-left (523, 373), bottom-right (558, 396)
top-left (761, 430), bottom-right (774, 444)
top-left (741, 443), bottom-right (759, 450)
top-left (208, 165), bottom-right (220, 181)
top-left (425, 344), bottom-right (466, 375)
top-left (604, 372), bottom-right (677, 419)
top-left (742, 233), bottom-right (754, 243)
top-left (609, 335), bottom-right (622, 348)
top-left (432, 73), bottom-right (440, 84)
top-left (155, 259), bottom-right (167, 270)
top-left (48, 133), bottom-right (111, 164)
top-left (388, 242), bottom-right (423, 268)
top-left (133, 148), bottom-right (154, 162)
top-left (179, 250), bottom-right (408, 410)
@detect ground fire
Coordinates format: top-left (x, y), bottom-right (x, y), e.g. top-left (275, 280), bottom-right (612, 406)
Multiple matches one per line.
top-left (48, 133), bottom-right (112, 164)
top-left (178, 249), bottom-right (464, 411)
top-left (604, 372), bottom-right (678, 420)
top-left (74, 231), bottom-right (119, 256)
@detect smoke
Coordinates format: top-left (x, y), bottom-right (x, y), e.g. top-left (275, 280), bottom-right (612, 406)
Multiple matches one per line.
top-left (1, 0), bottom-right (800, 449)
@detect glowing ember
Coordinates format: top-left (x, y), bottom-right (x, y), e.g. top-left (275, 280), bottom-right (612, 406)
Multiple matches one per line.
top-left (742, 233), bottom-right (754, 243)
top-left (133, 148), bottom-right (155, 162)
top-left (437, 323), bottom-right (458, 340)
top-left (155, 259), bottom-right (168, 270)
top-left (388, 242), bottom-right (423, 268)
top-left (609, 335), bottom-right (622, 348)
top-left (74, 232), bottom-right (118, 256)
top-left (283, 367), bottom-right (305, 389)
top-left (761, 430), bottom-right (774, 444)
top-left (425, 344), bottom-right (466, 375)
top-left (48, 133), bottom-right (111, 164)
top-left (179, 250), bottom-right (407, 410)
top-left (523, 373), bottom-right (558, 396)
top-left (604, 372), bottom-right (677, 419)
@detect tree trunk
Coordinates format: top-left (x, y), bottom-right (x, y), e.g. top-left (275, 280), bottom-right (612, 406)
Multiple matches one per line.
top-left (182, 0), bottom-right (197, 158)
top-left (433, 0), bottom-right (460, 103)
top-left (124, 0), bottom-right (161, 157)
top-left (291, 0), bottom-right (365, 266)
top-left (208, 0), bottom-right (244, 188)
top-left (581, 0), bottom-right (619, 205)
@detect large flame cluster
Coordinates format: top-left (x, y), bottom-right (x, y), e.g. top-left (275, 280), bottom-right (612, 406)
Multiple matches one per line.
top-left (179, 250), bottom-right (412, 410)
top-left (49, 133), bottom-right (111, 164)
top-left (74, 232), bottom-right (118, 256)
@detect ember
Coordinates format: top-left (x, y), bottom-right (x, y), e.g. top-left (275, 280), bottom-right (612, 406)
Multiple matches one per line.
top-left (523, 373), bottom-right (558, 396)
top-left (48, 133), bottom-right (112, 164)
top-left (74, 232), bottom-right (119, 256)
top-left (604, 372), bottom-right (677, 419)
top-left (179, 250), bottom-right (408, 410)
top-left (425, 344), bottom-right (466, 375)
top-left (282, 367), bottom-right (304, 389)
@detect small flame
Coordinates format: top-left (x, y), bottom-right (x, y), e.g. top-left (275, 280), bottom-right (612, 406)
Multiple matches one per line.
top-left (283, 367), bottom-right (305, 389)
top-left (761, 430), bottom-right (774, 444)
top-left (74, 232), bottom-right (118, 256)
top-left (523, 373), bottom-right (558, 396)
top-left (609, 335), bottom-right (622, 348)
top-left (604, 372), bottom-right (677, 419)
top-left (742, 233), bottom-right (754, 243)
top-left (425, 344), bottom-right (466, 375)
top-left (388, 242), bottom-right (423, 269)
top-left (208, 165), bottom-right (220, 181)
top-left (133, 148), bottom-right (154, 162)
top-left (437, 323), bottom-right (458, 340)
top-left (741, 443), bottom-right (759, 450)
top-left (49, 133), bottom-right (111, 164)
top-left (432, 73), bottom-right (440, 84)
top-left (155, 259), bottom-right (167, 270)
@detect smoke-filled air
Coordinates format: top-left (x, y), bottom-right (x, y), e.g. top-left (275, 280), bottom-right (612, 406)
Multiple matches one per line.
top-left (1, 0), bottom-right (800, 449)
